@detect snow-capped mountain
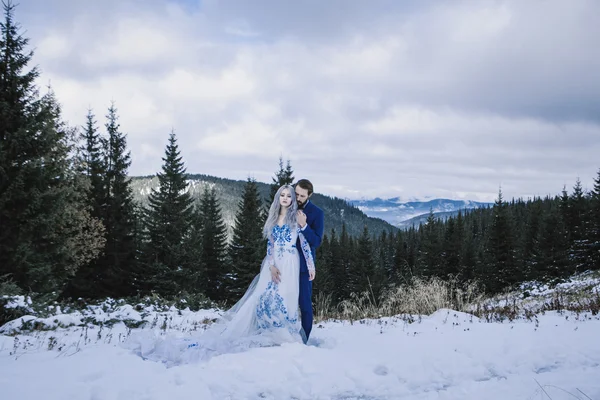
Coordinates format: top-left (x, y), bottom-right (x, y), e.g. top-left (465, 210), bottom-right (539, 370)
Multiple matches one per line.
top-left (349, 197), bottom-right (493, 228)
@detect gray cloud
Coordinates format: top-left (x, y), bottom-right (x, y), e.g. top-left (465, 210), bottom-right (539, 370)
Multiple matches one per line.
top-left (16, 0), bottom-right (600, 202)
top-left (199, 0), bottom-right (600, 123)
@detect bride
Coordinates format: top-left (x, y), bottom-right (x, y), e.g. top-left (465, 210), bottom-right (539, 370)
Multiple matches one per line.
top-left (129, 185), bottom-right (315, 365)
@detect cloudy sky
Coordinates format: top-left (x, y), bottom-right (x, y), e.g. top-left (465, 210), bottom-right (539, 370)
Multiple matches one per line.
top-left (17, 0), bottom-right (600, 202)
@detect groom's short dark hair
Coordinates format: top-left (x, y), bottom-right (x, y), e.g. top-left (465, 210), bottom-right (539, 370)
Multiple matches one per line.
top-left (295, 179), bottom-right (314, 195)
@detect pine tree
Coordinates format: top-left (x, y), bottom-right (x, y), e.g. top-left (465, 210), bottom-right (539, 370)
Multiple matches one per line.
top-left (418, 209), bottom-right (443, 278)
top-left (511, 198), bottom-right (528, 270)
top-left (97, 103), bottom-right (138, 298)
top-left (350, 226), bottom-right (375, 296)
top-left (522, 198), bottom-right (543, 280)
top-left (559, 185), bottom-right (570, 234)
top-left (269, 156), bottom-right (294, 202)
top-left (484, 189), bottom-right (519, 292)
top-left (328, 228), bottom-right (347, 303)
top-left (199, 186), bottom-right (229, 301)
top-left (393, 232), bottom-right (410, 284)
top-left (370, 231), bottom-right (387, 299)
top-left (0, 3), bottom-right (104, 293)
top-left (535, 202), bottom-right (570, 281)
top-left (461, 218), bottom-right (478, 283)
top-left (589, 169), bottom-right (600, 270)
top-left (376, 230), bottom-right (395, 286)
top-left (312, 233), bottom-right (336, 301)
top-left (143, 131), bottom-right (194, 296)
top-left (43, 91), bottom-right (106, 291)
top-left (79, 109), bottom-right (106, 218)
top-left (406, 227), bottom-right (419, 279)
top-left (228, 178), bottom-right (266, 302)
top-left (568, 178), bottom-right (589, 272)
top-left (452, 211), bottom-right (469, 281)
top-left (62, 109), bottom-right (108, 298)
top-left (338, 224), bottom-right (353, 299)
top-left (183, 203), bottom-right (204, 295)
top-left (442, 216), bottom-right (462, 279)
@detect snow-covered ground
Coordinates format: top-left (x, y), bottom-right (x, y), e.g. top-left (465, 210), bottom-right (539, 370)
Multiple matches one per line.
top-left (472, 271), bottom-right (600, 318)
top-left (1, 275), bottom-right (599, 400)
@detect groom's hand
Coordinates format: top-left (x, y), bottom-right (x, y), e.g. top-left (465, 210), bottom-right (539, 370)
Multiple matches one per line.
top-left (309, 269), bottom-right (315, 281)
top-left (297, 210), bottom-right (307, 228)
top-left (270, 265), bottom-right (281, 284)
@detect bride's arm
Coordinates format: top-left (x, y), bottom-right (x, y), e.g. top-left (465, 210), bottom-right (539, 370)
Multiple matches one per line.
top-left (266, 234), bottom-right (275, 266)
top-left (267, 234), bottom-right (282, 283)
top-left (298, 231), bottom-right (316, 273)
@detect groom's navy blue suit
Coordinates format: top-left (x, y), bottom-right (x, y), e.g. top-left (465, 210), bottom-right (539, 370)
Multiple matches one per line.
top-left (296, 200), bottom-right (324, 342)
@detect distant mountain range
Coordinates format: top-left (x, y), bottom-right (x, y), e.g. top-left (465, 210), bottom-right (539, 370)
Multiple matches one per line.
top-left (130, 173), bottom-right (492, 234)
top-left (130, 174), bottom-right (397, 238)
top-left (349, 198), bottom-right (493, 228)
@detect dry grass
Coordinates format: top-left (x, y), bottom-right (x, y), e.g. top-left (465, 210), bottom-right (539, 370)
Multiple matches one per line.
top-left (315, 274), bottom-right (600, 323)
top-left (315, 277), bottom-right (484, 323)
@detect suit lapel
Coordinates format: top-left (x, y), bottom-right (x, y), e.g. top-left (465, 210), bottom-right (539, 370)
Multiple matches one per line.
top-left (303, 201), bottom-right (314, 218)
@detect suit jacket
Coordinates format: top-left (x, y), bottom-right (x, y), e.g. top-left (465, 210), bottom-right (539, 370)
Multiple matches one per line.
top-left (296, 200), bottom-right (324, 273)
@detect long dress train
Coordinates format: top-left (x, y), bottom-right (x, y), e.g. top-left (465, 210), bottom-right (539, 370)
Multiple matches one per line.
top-left (126, 223), bottom-right (315, 366)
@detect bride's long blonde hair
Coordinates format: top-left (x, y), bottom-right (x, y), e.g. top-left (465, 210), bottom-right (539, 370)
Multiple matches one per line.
top-left (263, 185), bottom-right (298, 238)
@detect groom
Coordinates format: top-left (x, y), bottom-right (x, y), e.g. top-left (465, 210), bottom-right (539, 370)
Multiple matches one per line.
top-left (294, 179), bottom-right (324, 344)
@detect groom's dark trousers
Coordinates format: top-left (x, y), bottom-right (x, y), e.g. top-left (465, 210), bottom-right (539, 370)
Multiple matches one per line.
top-left (296, 200), bottom-right (324, 342)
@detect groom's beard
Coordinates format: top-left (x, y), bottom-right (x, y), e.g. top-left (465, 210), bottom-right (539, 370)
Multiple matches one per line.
top-left (297, 200), bottom-right (307, 209)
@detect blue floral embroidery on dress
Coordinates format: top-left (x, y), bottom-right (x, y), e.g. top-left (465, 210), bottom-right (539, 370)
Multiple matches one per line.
top-left (273, 225), bottom-right (292, 245)
top-left (256, 281), bottom-right (298, 332)
top-left (271, 224), bottom-right (296, 258)
top-left (298, 229), bottom-right (315, 272)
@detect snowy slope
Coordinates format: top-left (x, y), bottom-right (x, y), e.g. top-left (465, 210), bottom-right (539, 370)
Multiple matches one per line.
top-left (1, 275), bottom-right (599, 400)
top-left (1, 310), bottom-right (598, 400)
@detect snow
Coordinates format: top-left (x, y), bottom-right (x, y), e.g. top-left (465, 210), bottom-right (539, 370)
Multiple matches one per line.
top-left (472, 272), bottom-right (600, 317)
top-left (1, 295), bottom-right (33, 310)
top-left (2, 274), bottom-right (599, 399)
top-left (522, 272), bottom-right (600, 297)
top-left (1, 305), bottom-right (599, 399)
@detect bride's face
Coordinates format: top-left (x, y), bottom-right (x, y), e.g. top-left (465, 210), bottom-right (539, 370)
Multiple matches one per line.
top-left (279, 188), bottom-right (293, 208)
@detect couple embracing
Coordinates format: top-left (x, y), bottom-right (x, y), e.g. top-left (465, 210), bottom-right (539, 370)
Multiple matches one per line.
top-left (133, 179), bottom-right (324, 364)
top-left (260, 179), bottom-right (324, 344)
top-left (217, 179), bottom-right (324, 347)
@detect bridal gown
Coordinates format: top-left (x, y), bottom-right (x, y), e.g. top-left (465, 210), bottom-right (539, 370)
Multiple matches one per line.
top-left (128, 223), bottom-right (315, 366)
